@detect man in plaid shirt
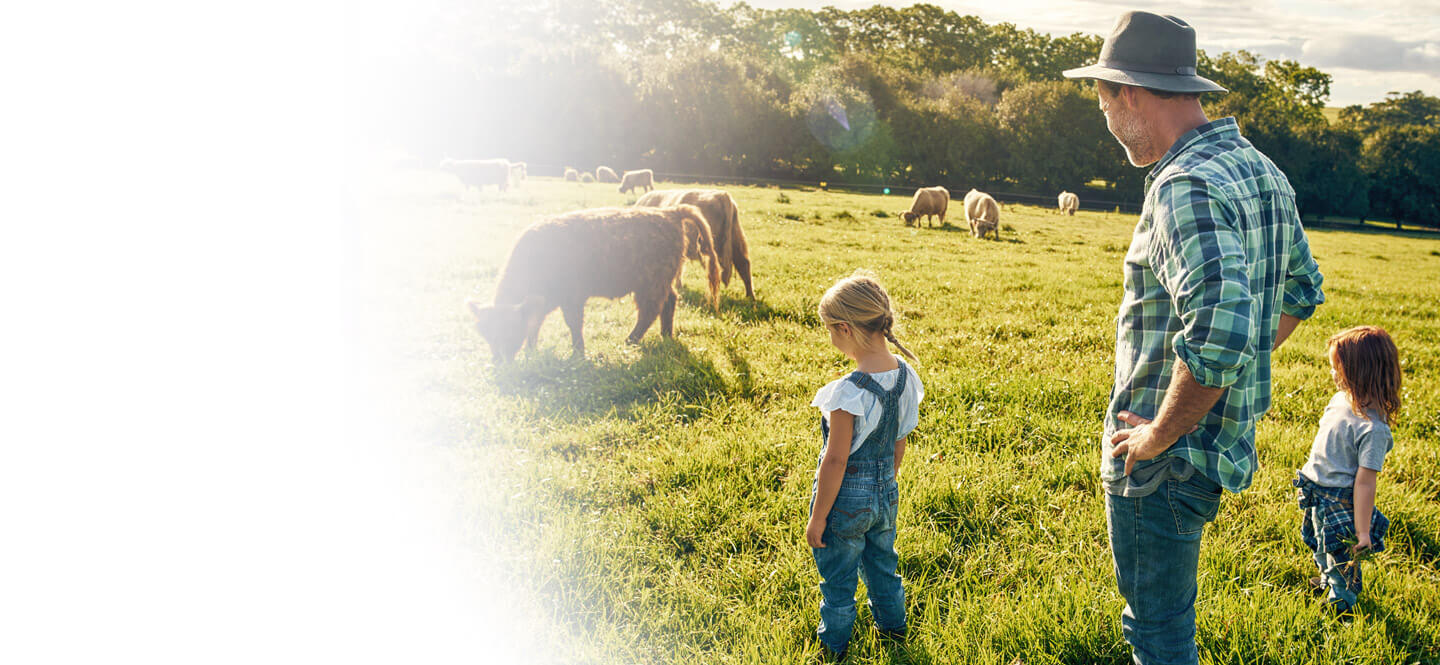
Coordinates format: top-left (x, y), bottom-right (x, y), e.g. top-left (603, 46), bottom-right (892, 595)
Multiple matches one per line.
top-left (1065, 11), bottom-right (1324, 665)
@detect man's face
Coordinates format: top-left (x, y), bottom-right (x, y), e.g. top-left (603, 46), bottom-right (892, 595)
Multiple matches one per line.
top-left (1097, 82), bottom-right (1157, 167)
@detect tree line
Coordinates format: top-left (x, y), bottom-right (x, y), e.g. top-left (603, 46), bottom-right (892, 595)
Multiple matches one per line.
top-left (354, 0), bottom-right (1439, 227)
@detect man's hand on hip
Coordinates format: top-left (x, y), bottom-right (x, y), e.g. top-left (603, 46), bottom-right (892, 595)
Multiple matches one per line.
top-left (1110, 411), bottom-right (1182, 476)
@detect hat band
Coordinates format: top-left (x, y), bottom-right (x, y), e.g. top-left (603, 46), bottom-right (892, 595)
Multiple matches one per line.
top-left (1099, 58), bottom-right (1197, 77)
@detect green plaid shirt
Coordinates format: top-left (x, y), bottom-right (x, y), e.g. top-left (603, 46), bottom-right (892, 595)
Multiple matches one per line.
top-left (1103, 117), bottom-right (1325, 493)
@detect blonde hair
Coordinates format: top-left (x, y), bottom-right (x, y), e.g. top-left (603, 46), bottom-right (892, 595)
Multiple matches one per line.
top-left (818, 270), bottom-right (917, 361)
top-left (1328, 326), bottom-right (1401, 423)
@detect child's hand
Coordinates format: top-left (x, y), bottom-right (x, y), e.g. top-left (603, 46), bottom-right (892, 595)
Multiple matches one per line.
top-left (1353, 534), bottom-right (1372, 554)
top-left (806, 516), bottom-right (827, 549)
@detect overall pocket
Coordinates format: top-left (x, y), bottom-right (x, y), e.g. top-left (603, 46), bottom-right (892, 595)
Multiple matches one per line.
top-left (827, 493), bottom-right (875, 540)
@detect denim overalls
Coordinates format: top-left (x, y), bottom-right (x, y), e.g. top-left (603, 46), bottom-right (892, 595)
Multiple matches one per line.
top-left (811, 362), bottom-right (907, 653)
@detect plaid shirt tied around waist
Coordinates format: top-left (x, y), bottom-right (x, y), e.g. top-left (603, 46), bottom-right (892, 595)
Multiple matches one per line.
top-left (1103, 118), bottom-right (1325, 493)
top-left (1295, 474), bottom-right (1388, 555)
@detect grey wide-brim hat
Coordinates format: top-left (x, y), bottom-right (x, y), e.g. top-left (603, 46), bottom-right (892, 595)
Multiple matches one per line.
top-left (1063, 11), bottom-right (1227, 94)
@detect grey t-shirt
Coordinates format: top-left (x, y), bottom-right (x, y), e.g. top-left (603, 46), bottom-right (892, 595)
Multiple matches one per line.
top-left (1299, 391), bottom-right (1393, 488)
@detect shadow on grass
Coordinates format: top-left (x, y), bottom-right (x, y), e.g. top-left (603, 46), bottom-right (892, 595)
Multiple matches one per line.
top-left (677, 289), bottom-right (821, 326)
top-left (1390, 509), bottom-right (1440, 566)
top-left (491, 336), bottom-right (731, 420)
top-left (1374, 603), bottom-right (1440, 658)
top-left (725, 346), bottom-right (757, 399)
top-left (903, 221), bottom-right (960, 232)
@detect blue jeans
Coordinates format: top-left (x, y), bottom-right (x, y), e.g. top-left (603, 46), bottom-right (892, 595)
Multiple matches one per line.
top-left (811, 464), bottom-right (904, 654)
top-left (1106, 460), bottom-right (1223, 665)
top-left (1305, 505), bottom-right (1362, 608)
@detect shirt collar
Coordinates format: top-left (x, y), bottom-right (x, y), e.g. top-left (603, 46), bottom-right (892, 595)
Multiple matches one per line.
top-left (1146, 117), bottom-right (1240, 184)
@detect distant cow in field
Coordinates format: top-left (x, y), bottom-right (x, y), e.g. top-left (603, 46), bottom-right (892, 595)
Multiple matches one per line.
top-left (1058, 191), bottom-right (1079, 215)
top-left (441, 158), bottom-right (511, 192)
top-left (564, 167), bottom-right (580, 182)
top-left (964, 189), bottom-right (1001, 240)
top-left (618, 169), bottom-right (655, 195)
top-left (636, 189), bottom-right (755, 300)
top-left (901, 186), bottom-right (949, 227)
top-left (466, 205), bottom-right (720, 362)
top-left (510, 162), bottom-right (527, 182)
top-left (596, 166), bottom-right (620, 183)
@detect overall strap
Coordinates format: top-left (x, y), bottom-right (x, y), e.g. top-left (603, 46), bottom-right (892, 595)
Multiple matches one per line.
top-left (844, 359), bottom-right (908, 400)
top-left (844, 359), bottom-right (908, 460)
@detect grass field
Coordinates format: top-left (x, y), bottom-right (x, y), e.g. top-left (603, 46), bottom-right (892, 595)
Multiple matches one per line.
top-left (346, 174), bottom-right (1440, 664)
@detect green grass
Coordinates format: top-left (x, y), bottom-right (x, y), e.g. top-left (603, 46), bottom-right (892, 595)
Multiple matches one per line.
top-left (347, 174), bottom-right (1440, 664)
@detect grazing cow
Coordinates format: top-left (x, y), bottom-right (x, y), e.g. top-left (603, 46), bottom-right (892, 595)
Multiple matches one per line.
top-left (618, 169), bottom-right (655, 195)
top-left (596, 166), bottom-right (620, 183)
top-left (580, 172), bottom-right (595, 183)
top-left (636, 189), bottom-right (755, 300)
top-left (964, 189), bottom-right (1001, 240)
top-left (466, 205), bottom-right (720, 362)
top-left (901, 186), bottom-right (950, 227)
top-left (1058, 191), bottom-right (1079, 215)
top-left (441, 158), bottom-right (510, 192)
top-left (510, 161), bottom-right (528, 182)
top-left (563, 167), bottom-right (579, 182)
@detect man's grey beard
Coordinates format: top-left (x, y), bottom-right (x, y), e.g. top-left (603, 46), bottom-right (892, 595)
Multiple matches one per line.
top-left (1112, 111), bottom-right (1158, 167)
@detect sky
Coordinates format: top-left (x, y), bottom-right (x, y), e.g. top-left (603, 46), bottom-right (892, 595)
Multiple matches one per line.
top-left (739, 0), bottom-right (1440, 107)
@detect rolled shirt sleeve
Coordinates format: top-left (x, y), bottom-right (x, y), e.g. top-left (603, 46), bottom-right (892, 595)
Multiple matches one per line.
top-left (1281, 221), bottom-right (1325, 319)
top-left (1147, 175), bottom-right (1255, 389)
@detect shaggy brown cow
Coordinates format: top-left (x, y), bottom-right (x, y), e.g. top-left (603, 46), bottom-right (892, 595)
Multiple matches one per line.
top-left (635, 188), bottom-right (755, 300)
top-left (596, 166), bottom-right (620, 183)
top-left (964, 189), bottom-right (1001, 240)
top-left (467, 205), bottom-right (720, 362)
top-left (580, 172), bottom-right (595, 183)
top-left (441, 158), bottom-right (510, 192)
top-left (563, 167), bottom-right (580, 182)
top-left (618, 168), bottom-right (655, 194)
top-left (901, 186), bottom-right (949, 227)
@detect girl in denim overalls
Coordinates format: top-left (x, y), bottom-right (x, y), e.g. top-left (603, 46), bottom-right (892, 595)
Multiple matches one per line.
top-left (807, 271), bottom-right (922, 659)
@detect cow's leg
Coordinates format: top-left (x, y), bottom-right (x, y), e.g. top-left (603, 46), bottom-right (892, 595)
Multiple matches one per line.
top-left (660, 288), bottom-right (678, 337)
top-left (561, 301), bottom-right (586, 358)
top-left (733, 251), bottom-right (754, 300)
top-left (719, 250), bottom-right (733, 286)
top-left (627, 294), bottom-right (662, 344)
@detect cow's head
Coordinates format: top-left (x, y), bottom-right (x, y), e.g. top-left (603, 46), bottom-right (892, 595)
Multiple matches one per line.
top-left (467, 297), bottom-right (545, 363)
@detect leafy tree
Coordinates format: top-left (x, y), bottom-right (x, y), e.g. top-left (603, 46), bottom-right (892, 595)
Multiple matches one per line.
top-left (1290, 125), bottom-right (1369, 219)
top-left (1339, 90), bottom-right (1440, 132)
top-left (995, 81), bottom-right (1115, 192)
top-left (1362, 124), bottom-right (1440, 228)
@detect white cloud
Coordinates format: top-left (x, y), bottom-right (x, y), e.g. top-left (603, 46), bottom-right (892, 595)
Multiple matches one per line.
top-left (1302, 33), bottom-right (1440, 73)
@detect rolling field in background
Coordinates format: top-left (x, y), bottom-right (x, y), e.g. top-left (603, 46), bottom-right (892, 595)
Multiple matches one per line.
top-left (346, 174), bottom-right (1440, 664)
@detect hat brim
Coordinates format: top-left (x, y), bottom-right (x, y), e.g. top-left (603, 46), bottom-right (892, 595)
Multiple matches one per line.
top-left (1062, 64), bottom-right (1227, 94)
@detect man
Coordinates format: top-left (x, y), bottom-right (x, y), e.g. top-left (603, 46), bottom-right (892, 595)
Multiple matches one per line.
top-left (1063, 11), bottom-right (1325, 665)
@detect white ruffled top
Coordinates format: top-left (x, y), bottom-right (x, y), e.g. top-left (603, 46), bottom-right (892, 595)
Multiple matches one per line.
top-left (811, 357), bottom-right (924, 454)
